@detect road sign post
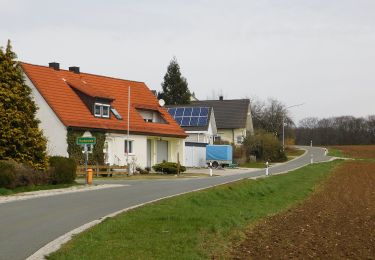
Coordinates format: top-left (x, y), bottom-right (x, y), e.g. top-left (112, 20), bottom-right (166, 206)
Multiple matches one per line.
top-left (77, 136), bottom-right (96, 184)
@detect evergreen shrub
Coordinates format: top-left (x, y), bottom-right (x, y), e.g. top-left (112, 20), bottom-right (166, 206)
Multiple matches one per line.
top-left (49, 156), bottom-right (77, 184)
top-left (152, 162), bottom-right (186, 174)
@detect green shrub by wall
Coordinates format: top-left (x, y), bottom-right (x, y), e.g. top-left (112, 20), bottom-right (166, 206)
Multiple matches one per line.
top-left (49, 156), bottom-right (77, 184)
top-left (67, 129), bottom-right (105, 165)
top-left (152, 162), bottom-right (186, 174)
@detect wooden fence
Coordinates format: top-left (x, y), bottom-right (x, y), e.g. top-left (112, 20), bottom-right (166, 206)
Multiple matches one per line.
top-left (77, 165), bottom-right (128, 177)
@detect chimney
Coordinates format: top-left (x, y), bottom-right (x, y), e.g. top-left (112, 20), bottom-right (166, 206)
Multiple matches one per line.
top-left (219, 95), bottom-right (223, 101)
top-left (49, 62), bottom-right (60, 70)
top-left (69, 66), bottom-right (80, 74)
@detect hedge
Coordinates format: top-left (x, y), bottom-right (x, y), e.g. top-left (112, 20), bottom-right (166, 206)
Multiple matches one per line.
top-left (49, 156), bottom-right (77, 184)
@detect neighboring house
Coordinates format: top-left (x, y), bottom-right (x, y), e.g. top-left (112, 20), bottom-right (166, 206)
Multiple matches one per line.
top-left (191, 97), bottom-right (254, 145)
top-left (21, 62), bottom-right (187, 168)
top-left (166, 105), bottom-right (217, 167)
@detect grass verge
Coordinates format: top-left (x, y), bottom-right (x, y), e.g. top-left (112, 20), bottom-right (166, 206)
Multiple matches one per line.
top-left (48, 160), bottom-right (342, 260)
top-left (285, 147), bottom-right (305, 157)
top-left (327, 147), bottom-right (344, 157)
top-left (239, 161), bottom-right (266, 168)
top-left (0, 183), bottom-right (81, 196)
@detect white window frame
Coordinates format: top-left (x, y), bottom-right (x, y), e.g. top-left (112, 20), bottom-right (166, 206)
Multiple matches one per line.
top-left (124, 139), bottom-right (134, 154)
top-left (102, 104), bottom-right (110, 118)
top-left (94, 104), bottom-right (102, 117)
top-left (94, 103), bottom-right (110, 118)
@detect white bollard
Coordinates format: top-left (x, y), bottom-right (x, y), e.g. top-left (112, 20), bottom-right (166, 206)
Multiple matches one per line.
top-left (209, 162), bottom-right (213, 177)
top-left (265, 161), bottom-right (269, 176)
top-left (310, 154), bottom-right (314, 164)
top-left (310, 140), bottom-right (313, 147)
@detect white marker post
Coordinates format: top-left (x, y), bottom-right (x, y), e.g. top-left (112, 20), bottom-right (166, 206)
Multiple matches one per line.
top-left (310, 154), bottom-right (314, 164)
top-left (310, 140), bottom-right (313, 147)
top-left (209, 162), bottom-right (213, 177)
top-left (265, 161), bottom-right (269, 176)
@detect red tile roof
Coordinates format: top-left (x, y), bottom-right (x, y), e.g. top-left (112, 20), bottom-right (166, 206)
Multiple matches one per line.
top-left (21, 62), bottom-right (187, 138)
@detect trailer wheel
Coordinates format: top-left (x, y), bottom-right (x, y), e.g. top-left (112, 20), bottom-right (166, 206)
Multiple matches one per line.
top-left (212, 161), bottom-right (219, 169)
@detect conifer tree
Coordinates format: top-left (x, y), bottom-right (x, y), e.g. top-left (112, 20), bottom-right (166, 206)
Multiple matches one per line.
top-left (159, 57), bottom-right (191, 105)
top-left (0, 40), bottom-right (47, 170)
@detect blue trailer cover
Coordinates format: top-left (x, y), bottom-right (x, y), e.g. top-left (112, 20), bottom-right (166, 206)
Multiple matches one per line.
top-left (206, 145), bottom-right (232, 161)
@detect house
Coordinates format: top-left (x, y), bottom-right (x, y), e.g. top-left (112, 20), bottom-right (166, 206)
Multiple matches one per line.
top-left (191, 97), bottom-right (254, 145)
top-left (166, 105), bottom-right (217, 167)
top-left (21, 62), bottom-right (187, 168)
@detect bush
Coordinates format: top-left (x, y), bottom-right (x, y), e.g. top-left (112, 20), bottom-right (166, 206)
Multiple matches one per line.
top-left (152, 162), bottom-right (186, 174)
top-left (136, 167), bottom-right (150, 175)
top-left (0, 160), bottom-right (50, 188)
top-left (243, 130), bottom-right (287, 162)
top-left (49, 156), bottom-right (77, 184)
top-left (0, 161), bottom-right (16, 188)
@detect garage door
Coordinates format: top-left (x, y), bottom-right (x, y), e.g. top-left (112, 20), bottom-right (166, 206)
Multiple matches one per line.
top-left (157, 140), bottom-right (168, 163)
top-left (185, 144), bottom-right (206, 167)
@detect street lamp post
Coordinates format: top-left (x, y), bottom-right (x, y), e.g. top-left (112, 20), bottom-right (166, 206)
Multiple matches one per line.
top-left (282, 103), bottom-right (304, 151)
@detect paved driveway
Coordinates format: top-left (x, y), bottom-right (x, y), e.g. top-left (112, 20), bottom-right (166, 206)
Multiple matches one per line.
top-left (0, 146), bottom-right (330, 260)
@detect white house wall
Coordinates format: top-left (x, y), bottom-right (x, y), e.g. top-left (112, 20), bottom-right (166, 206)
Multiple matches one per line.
top-left (105, 133), bottom-right (185, 168)
top-left (24, 73), bottom-right (68, 157)
top-left (105, 133), bottom-right (147, 167)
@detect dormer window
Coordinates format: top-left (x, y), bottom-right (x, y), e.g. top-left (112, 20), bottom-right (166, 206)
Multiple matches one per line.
top-left (137, 109), bottom-right (166, 124)
top-left (94, 103), bottom-right (110, 118)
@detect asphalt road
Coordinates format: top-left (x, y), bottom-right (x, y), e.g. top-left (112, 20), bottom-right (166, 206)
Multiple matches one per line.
top-left (0, 146), bottom-right (330, 260)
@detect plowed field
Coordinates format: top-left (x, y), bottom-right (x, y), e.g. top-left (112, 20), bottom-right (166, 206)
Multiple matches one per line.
top-left (330, 145), bottom-right (375, 159)
top-left (232, 161), bottom-right (375, 259)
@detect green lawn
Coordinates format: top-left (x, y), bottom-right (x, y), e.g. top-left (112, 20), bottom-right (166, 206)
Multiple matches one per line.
top-left (0, 183), bottom-right (80, 196)
top-left (285, 148), bottom-right (305, 157)
top-left (48, 160), bottom-right (342, 260)
top-left (327, 148), bottom-right (344, 157)
top-left (239, 161), bottom-right (266, 168)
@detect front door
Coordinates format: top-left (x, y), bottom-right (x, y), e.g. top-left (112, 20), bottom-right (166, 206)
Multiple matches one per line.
top-left (157, 140), bottom-right (168, 163)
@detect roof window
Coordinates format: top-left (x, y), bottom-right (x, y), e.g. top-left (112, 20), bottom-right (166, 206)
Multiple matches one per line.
top-left (111, 108), bottom-right (123, 120)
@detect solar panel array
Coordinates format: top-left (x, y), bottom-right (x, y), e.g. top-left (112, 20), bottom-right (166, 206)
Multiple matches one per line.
top-left (167, 107), bottom-right (209, 127)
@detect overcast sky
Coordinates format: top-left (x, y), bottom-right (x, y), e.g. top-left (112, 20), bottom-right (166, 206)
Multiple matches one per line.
top-left (1, 0), bottom-right (374, 123)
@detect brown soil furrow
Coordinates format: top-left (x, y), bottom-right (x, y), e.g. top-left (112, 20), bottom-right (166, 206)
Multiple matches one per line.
top-left (231, 161), bottom-right (375, 259)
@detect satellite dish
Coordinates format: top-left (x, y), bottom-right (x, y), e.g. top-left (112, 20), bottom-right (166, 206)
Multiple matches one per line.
top-left (159, 99), bottom-right (165, 107)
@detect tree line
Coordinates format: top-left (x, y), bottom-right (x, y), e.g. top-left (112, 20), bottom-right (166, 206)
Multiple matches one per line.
top-left (295, 116), bottom-right (375, 145)
top-left (249, 97), bottom-right (375, 146)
